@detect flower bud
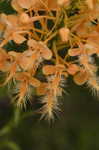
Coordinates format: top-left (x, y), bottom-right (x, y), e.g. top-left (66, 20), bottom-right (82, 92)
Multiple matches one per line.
top-left (86, 0), bottom-right (94, 9)
top-left (59, 27), bottom-right (70, 42)
top-left (57, 0), bottom-right (70, 6)
top-left (19, 13), bottom-right (30, 24)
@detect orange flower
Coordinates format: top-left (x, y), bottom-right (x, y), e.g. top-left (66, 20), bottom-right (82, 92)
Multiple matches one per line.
top-left (28, 39), bottom-right (52, 60)
top-left (15, 72), bottom-right (41, 106)
top-left (15, 72), bottom-right (40, 87)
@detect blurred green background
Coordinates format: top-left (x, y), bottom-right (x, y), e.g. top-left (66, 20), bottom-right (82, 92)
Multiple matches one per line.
top-left (0, 1), bottom-right (99, 150)
top-left (0, 80), bottom-right (99, 150)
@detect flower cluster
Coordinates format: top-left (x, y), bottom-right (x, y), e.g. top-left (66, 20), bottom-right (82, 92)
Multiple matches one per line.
top-left (0, 0), bottom-right (99, 120)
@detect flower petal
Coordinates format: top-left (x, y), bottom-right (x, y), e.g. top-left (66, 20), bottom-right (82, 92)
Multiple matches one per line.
top-left (30, 78), bottom-right (41, 87)
top-left (73, 70), bottom-right (89, 85)
top-left (67, 64), bottom-right (79, 75)
top-left (68, 48), bottom-right (82, 56)
top-left (42, 65), bottom-right (56, 75)
top-left (17, 0), bottom-right (33, 9)
top-left (11, 0), bottom-right (23, 12)
top-left (37, 83), bottom-right (48, 95)
top-left (12, 33), bottom-right (26, 44)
